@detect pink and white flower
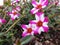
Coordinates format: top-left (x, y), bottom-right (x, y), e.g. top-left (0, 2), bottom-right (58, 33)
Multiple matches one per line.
top-left (0, 18), bottom-right (6, 24)
top-left (30, 0), bottom-right (48, 14)
top-left (11, 0), bottom-right (20, 5)
top-left (21, 24), bottom-right (36, 37)
top-left (8, 9), bottom-right (20, 20)
top-left (30, 12), bottom-right (49, 34)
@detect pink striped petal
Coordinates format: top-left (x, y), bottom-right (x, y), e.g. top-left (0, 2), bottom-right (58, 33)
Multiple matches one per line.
top-left (44, 17), bottom-right (49, 22)
top-left (29, 20), bottom-right (37, 24)
top-left (15, 6), bottom-right (21, 11)
top-left (22, 32), bottom-right (27, 37)
top-left (39, 0), bottom-right (44, 4)
top-left (30, 8), bottom-right (39, 14)
top-left (43, 26), bottom-right (49, 32)
top-left (34, 27), bottom-right (39, 34)
top-left (32, 0), bottom-right (38, 7)
top-left (42, 0), bottom-right (48, 6)
top-left (21, 24), bottom-right (27, 30)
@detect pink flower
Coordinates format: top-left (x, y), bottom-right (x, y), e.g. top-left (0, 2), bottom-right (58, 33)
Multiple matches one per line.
top-left (8, 9), bottom-right (20, 20)
top-left (49, 0), bottom-right (58, 5)
top-left (0, 18), bottom-right (6, 24)
top-left (21, 24), bottom-right (36, 37)
top-left (30, 12), bottom-right (49, 34)
top-left (11, 0), bottom-right (20, 5)
top-left (30, 0), bottom-right (48, 14)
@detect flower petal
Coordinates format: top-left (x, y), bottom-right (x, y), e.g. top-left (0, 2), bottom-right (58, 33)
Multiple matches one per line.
top-left (43, 26), bottom-right (49, 32)
top-left (42, 0), bottom-right (48, 6)
top-left (22, 31), bottom-right (27, 37)
top-left (44, 17), bottom-right (49, 22)
top-left (43, 22), bottom-right (48, 27)
top-left (21, 24), bottom-right (27, 30)
top-left (29, 20), bottom-right (37, 24)
top-left (39, 0), bottom-right (44, 4)
top-left (32, 0), bottom-right (38, 7)
top-left (38, 27), bottom-right (44, 34)
top-left (42, 5), bottom-right (46, 8)
top-left (30, 8), bottom-right (39, 14)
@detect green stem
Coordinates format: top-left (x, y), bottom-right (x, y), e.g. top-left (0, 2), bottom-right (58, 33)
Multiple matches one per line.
top-left (4, 15), bottom-right (25, 34)
top-left (2, 19), bottom-right (11, 31)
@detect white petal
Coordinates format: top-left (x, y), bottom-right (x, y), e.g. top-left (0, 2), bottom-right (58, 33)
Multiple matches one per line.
top-left (0, 19), bottom-right (2, 23)
top-left (42, 5), bottom-right (46, 8)
top-left (14, 15), bottom-right (19, 19)
top-left (43, 22), bottom-right (48, 27)
top-left (29, 24), bottom-right (32, 28)
top-left (32, 24), bottom-right (37, 30)
top-left (25, 25), bottom-right (30, 28)
top-left (31, 31), bottom-right (34, 35)
top-left (38, 27), bottom-right (44, 34)
top-left (35, 14), bottom-right (40, 21)
top-left (40, 14), bottom-right (44, 22)
top-left (23, 30), bottom-right (27, 33)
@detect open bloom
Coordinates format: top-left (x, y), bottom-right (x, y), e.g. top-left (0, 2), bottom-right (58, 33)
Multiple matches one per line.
top-left (30, 12), bottom-right (49, 34)
top-left (21, 24), bottom-right (36, 37)
top-left (11, 0), bottom-right (20, 5)
top-left (8, 9), bottom-right (20, 20)
top-left (0, 18), bottom-right (6, 24)
top-left (30, 0), bottom-right (48, 14)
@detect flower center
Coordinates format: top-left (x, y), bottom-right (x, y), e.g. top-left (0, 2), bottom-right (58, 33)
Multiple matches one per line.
top-left (27, 28), bottom-right (32, 33)
top-left (36, 21), bottom-right (43, 27)
top-left (36, 4), bottom-right (42, 9)
top-left (13, 12), bottom-right (17, 15)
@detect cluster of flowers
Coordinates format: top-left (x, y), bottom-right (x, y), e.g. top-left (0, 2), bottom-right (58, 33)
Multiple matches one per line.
top-left (0, 0), bottom-right (49, 37)
top-left (0, 0), bottom-right (20, 24)
top-left (8, 0), bottom-right (20, 20)
top-left (21, 0), bottom-right (49, 37)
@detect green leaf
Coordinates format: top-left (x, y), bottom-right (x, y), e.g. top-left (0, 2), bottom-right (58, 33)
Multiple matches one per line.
top-left (21, 35), bottom-right (34, 45)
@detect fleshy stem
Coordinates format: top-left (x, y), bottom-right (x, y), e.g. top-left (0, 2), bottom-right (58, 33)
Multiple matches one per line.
top-left (4, 15), bottom-right (25, 34)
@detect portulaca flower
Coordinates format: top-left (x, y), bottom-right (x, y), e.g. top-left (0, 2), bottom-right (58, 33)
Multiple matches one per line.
top-left (21, 24), bottom-right (36, 37)
top-left (0, 18), bottom-right (6, 24)
top-left (30, 0), bottom-right (48, 14)
top-left (8, 9), bottom-right (20, 20)
top-left (30, 12), bottom-right (49, 34)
